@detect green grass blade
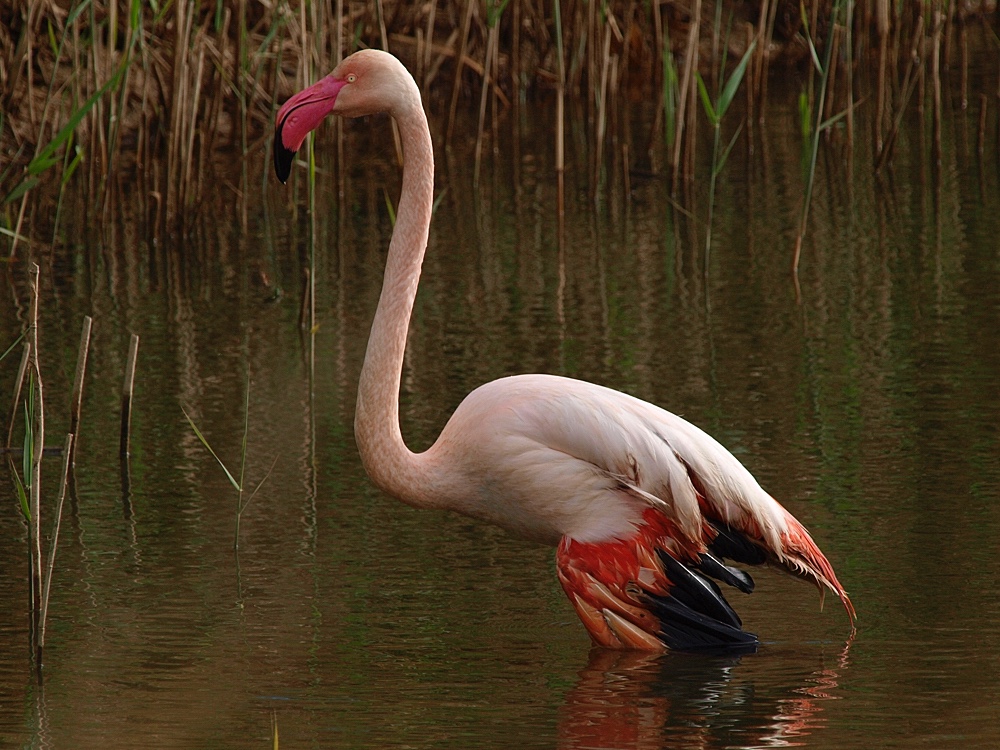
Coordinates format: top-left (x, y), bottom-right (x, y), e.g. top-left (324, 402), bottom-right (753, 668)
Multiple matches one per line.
top-left (798, 91), bottom-right (812, 140)
top-left (819, 107), bottom-right (850, 132)
top-left (717, 41), bottom-right (756, 120)
top-left (239, 372), bottom-right (250, 492)
top-left (13, 469), bottom-right (30, 520)
top-left (431, 188), bottom-right (448, 216)
top-left (22, 383), bottom-right (34, 493)
top-left (241, 454), bottom-right (280, 515)
top-left (0, 141), bottom-right (27, 188)
top-left (696, 73), bottom-right (718, 126)
top-left (487, 0), bottom-right (511, 27)
top-left (799, 1), bottom-right (823, 73)
top-left (0, 332), bottom-right (26, 363)
top-left (47, 20), bottom-right (58, 57)
top-left (61, 146), bottom-right (84, 186)
top-left (3, 177), bottom-right (40, 205)
top-left (67, 0), bottom-right (93, 25)
top-left (182, 407), bottom-right (241, 491)
top-left (31, 65), bottom-right (124, 174)
top-left (715, 122), bottom-right (745, 175)
top-left (663, 44), bottom-right (678, 148)
top-left (383, 189), bottom-right (397, 226)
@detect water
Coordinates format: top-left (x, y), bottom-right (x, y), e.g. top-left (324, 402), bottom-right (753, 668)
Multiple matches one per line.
top-left (2, 79), bottom-right (1000, 748)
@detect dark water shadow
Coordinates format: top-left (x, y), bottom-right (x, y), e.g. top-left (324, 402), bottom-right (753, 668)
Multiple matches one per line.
top-left (558, 642), bottom-right (851, 749)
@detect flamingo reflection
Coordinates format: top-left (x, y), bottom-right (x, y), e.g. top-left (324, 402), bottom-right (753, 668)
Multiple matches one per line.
top-left (557, 642), bottom-right (851, 749)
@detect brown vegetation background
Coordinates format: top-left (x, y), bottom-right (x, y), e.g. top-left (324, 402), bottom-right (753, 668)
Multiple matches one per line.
top-left (1, 0), bottom-right (998, 249)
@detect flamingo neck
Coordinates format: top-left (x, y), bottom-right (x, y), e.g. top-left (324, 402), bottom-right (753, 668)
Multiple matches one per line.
top-left (354, 95), bottom-right (437, 508)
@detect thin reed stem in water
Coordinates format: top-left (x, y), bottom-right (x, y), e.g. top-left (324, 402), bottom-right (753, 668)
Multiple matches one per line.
top-left (38, 432), bottom-right (74, 672)
top-left (69, 316), bottom-right (92, 449)
top-left (26, 263), bottom-right (44, 660)
top-left (120, 334), bottom-right (139, 458)
top-left (793, 1), bottom-right (841, 283)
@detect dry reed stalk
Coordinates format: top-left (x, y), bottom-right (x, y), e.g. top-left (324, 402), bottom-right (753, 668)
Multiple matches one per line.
top-left (105, 0), bottom-right (120, 169)
top-left (651, 0), bottom-right (663, 94)
top-left (376, 0), bottom-right (390, 51)
top-left (448, 0), bottom-right (477, 141)
top-left (490, 16), bottom-right (501, 156)
top-left (474, 14), bottom-right (500, 183)
top-left (38, 432), bottom-right (74, 669)
top-left (299, 268), bottom-right (312, 331)
top-left (873, 0), bottom-right (889, 153)
top-left (750, 0), bottom-right (770, 124)
top-left (825, 26), bottom-right (841, 127)
top-left (182, 36), bottom-right (207, 212)
top-left (120, 333), bottom-right (139, 458)
top-left (167, 0), bottom-right (193, 217)
top-left (584, 3), bottom-right (596, 95)
top-left (594, 18), bottom-right (614, 188)
top-left (335, 0), bottom-right (344, 64)
top-left (509, 0), bottom-right (522, 97)
top-left (744, 22), bottom-right (755, 149)
top-left (978, 93), bottom-right (988, 157)
top-left (69, 316), bottom-right (93, 450)
top-left (931, 11), bottom-right (944, 167)
top-left (671, 0), bottom-right (701, 185)
top-left (845, 0), bottom-right (855, 164)
top-left (295, 0), bottom-right (307, 89)
top-left (554, 0), bottom-right (566, 183)
top-left (27, 263), bottom-right (44, 652)
top-left (942, 0), bottom-right (954, 71)
top-left (423, 0), bottom-right (437, 89)
top-left (960, 18), bottom-right (968, 110)
top-left (750, 0), bottom-right (768, 94)
top-left (876, 14), bottom-right (924, 172)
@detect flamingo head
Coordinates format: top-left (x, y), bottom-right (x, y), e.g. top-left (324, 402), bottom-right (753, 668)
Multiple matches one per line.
top-left (274, 50), bottom-right (416, 183)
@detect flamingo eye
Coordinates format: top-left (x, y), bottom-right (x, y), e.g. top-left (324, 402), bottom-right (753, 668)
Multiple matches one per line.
top-left (346, 73), bottom-right (357, 83)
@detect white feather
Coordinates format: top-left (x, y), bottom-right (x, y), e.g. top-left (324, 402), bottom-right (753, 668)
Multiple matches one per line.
top-left (425, 373), bottom-right (789, 550)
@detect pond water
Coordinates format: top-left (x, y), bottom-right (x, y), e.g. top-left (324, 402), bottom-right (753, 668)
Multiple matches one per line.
top-left (2, 73), bottom-right (1000, 749)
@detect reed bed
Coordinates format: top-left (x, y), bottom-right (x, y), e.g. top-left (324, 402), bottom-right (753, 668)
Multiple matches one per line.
top-left (1, 0), bottom-right (998, 253)
top-left (3, 264), bottom-right (86, 675)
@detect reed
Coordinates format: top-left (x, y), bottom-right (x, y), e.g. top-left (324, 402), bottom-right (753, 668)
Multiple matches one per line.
top-left (182, 370), bottom-right (276, 550)
top-left (1, 0), bottom-right (998, 253)
top-left (38, 433), bottom-right (74, 671)
top-left (792, 0), bottom-right (847, 282)
top-left (68, 316), bottom-right (93, 458)
top-left (120, 333), bottom-right (139, 458)
top-left (696, 22), bottom-right (755, 269)
top-left (1, 264), bottom-right (78, 674)
top-left (26, 264), bottom-right (44, 656)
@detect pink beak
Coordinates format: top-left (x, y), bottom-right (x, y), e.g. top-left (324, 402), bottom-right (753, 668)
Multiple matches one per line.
top-left (274, 76), bottom-right (347, 183)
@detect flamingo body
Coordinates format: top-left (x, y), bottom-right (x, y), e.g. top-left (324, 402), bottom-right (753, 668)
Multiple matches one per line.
top-left (275, 50), bottom-right (855, 651)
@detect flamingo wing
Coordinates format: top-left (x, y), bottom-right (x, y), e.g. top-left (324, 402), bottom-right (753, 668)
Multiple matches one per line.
top-left (436, 373), bottom-right (854, 651)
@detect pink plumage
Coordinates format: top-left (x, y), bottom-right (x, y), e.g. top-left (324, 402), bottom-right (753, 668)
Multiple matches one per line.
top-left (275, 49), bottom-right (855, 651)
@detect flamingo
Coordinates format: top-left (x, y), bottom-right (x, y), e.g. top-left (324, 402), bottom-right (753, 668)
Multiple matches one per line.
top-left (274, 49), bottom-right (856, 652)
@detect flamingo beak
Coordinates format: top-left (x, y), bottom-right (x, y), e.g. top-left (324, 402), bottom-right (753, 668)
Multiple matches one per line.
top-left (274, 76), bottom-right (348, 184)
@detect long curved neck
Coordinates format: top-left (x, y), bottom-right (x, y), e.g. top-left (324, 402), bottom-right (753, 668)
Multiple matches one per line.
top-left (354, 93), bottom-right (437, 507)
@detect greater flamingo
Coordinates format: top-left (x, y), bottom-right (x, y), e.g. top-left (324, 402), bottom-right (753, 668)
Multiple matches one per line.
top-left (274, 50), bottom-right (855, 651)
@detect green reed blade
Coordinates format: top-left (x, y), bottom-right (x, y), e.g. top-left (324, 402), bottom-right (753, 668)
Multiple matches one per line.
top-left (696, 73), bottom-right (717, 126)
top-left (182, 407), bottom-right (241, 492)
top-left (718, 41), bottom-right (756, 120)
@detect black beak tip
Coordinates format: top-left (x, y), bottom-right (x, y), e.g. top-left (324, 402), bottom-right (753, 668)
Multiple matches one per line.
top-left (274, 121), bottom-right (295, 184)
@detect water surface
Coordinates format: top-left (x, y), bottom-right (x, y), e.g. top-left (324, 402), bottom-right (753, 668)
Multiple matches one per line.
top-left (2, 79), bottom-right (1000, 748)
